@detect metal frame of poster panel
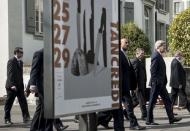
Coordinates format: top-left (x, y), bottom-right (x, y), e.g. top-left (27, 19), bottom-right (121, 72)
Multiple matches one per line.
top-left (44, 0), bottom-right (120, 118)
top-left (44, 0), bottom-right (54, 118)
top-left (118, 0), bottom-right (122, 108)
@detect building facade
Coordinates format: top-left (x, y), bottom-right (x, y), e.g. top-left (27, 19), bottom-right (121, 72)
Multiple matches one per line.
top-left (120, 0), bottom-right (172, 50)
top-left (0, 0), bottom-right (43, 97)
top-left (173, 0), bottom-right (190, 17)
top-left (0, 0), bottom-right (175, 98)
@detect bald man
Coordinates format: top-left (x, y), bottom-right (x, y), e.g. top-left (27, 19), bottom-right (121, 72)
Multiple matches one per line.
top-left (120, 38), bottom-right (145, 130)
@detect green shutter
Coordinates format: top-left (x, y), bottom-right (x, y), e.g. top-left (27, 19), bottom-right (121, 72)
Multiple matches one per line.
top-left (124, 2), bottom-right (134, 24)
top-left (25, 0), bottom-right (35, 33)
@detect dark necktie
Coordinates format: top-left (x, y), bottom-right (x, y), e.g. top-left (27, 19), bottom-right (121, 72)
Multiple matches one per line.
top-left (18, 60), bottom-right (21, 67)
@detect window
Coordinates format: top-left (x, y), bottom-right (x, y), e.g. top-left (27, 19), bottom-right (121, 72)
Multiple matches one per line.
top-left (157, 22), bottom-right (165, 41)
top-left (187, 1), bottom-right (190, 8)
top-left (144, 7), bottom-right (152, 42)
top-left (144, 8), bottom-right (150, 37)
top-left (124, 2), bottom-right (134, 23)
top-left (35, 0), bottom-right (43, 36)
top-left (174, 2), bottom-right (183, 15)
top-left (156, 0), bottom-right (169, 12)
top-left (25, 0), bottom-right (43, 37)
top-left (160, 0), bottom-right (166, 11)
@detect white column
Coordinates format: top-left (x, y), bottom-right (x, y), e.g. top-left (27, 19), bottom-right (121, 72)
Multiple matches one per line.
top-left (0, 0), bottom-right (9, 97)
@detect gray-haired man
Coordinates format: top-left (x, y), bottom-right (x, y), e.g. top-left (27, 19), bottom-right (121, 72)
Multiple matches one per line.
top-left (146, 40), bottom-right (182, 125)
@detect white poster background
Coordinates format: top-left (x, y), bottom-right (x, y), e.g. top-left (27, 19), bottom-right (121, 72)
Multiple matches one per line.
top-left (146, 57), bottom-right (174, 93)
top-left (53, 0), bottom-right (119, 116)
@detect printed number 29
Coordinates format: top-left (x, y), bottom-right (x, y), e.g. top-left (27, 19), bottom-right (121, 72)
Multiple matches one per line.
top-left (54, 47), bottom-right (70, 68)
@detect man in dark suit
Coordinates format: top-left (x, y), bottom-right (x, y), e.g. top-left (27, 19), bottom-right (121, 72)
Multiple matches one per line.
top-left (25, 80), bottom-right (69, 131)
top-left (146, 40), bottom-right (182, 125)
top-left (170, 51), bottom-right (190, 112)
top-left (4, 47), bottom-right (30, 125)
top-left (120, 38), bottom-right (145, 130)
top-left (29, 49), bottom-right (68, 131)
top-left (29, 49), bottom-right (54, 131)
top-left (131, 48), bottom-right (147, 120)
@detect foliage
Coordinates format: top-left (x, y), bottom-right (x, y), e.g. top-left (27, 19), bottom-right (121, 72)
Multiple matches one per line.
top-left (168, 8), bottom-right (190, 65)
top-left (121, 23), bottom-right (151, 58)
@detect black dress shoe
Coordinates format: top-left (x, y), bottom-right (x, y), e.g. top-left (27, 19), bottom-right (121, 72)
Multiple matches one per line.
top-left (74, 118), bottom-right (79, 123)
top-left (5, 120), bottom-right (13, 125)
top-left (173, 113), bottom-right (178, 116)
top-left (146, 122), bottom-right (159, 125)
top-left (56, 125), bottom-right (69, 131)
top-left (23, 117), bottom-right (31, 123)
top-left (100, 123), bottom-right (113, 129)
top-left (130, 125), bottom-right (146, 130)
top-left (169, 117), bottom-right (182, 124)
top-left (141, 116), bottom-right (147, 121)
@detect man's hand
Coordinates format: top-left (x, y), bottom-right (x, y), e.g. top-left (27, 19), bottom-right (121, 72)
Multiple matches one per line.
top-left (179, 85), bottom-right (183, 89)
top-left (10, 86), bottom-right (17, 91)
top-left (29, 85), bottom-right (38, 94)
top-left (24, 91), bottom-right (30, 97)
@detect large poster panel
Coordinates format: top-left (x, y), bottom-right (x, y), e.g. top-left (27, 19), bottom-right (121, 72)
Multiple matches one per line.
top-left (44, 0), bottom-right (120, 117)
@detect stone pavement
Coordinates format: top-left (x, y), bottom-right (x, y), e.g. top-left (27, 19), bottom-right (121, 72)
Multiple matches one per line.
top-left (0, 105), bottom-right (190, 131)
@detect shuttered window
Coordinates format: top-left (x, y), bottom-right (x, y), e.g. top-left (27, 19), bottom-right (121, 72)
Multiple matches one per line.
top-left (35, 0), bottom-right (43, 36)
top-left (25, 0), bottom-right (35, 33)
top-left (165, 0), bottom-right (169, 12)
top-left (156, 0), bottom-right (169, 12)
top-left (25, 0), bottom-right (43, 36)
top-left (124, 2), bottom-right (134, 24)
top-left (174, 2), bottom-right (184, 15)
top-left (156, 22), bottom-right (165, 41)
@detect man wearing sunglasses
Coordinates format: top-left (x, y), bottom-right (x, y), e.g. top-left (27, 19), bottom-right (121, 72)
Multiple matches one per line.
top-left (4, 47), bottom-right (30, 125)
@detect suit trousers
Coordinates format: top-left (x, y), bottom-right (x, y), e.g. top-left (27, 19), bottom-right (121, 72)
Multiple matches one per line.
top-left (147, 84), bottom-right (174, 123)
top-left (30, 95), bottom-right (53, 131)
top-left (54, 118), bottom-right (64, 130)
top-left (112, 108), bottom-right (125, 131)
top-left (122, 91), bottom-right (138, 128)
top-left (97, 111), bottom-right (112, 126)
top-left (4, 89), bottom-right (30, 121)
top-left (136, 88), bottom-right (147, 118)
top-left (171, 87), bottom-right (190, 111)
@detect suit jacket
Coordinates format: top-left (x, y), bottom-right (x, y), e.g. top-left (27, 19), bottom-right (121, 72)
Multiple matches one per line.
top-left (120, 50), bottom-right (137, 97)
top-left (29, 49), bottom-right (44, 95)
top-left (150, 51), bottom-right (167, 86)
top-left (131, 57), bottom-right (147, 90)
top-left (5, 57), bottom-right (24, 90)
top-left (170, 58), bottom-right (186, 88)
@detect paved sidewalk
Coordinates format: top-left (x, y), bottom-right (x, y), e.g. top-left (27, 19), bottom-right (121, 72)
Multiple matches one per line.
top-left (0, 105), bottom-right (190, 131)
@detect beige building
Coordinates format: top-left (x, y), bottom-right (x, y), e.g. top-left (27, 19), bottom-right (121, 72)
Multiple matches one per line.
top-left (120, 0), bottom-right (172, 50)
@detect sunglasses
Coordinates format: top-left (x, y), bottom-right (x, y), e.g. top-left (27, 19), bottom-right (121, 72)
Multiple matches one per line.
top-left (19, 51), bottom-right (23, 54)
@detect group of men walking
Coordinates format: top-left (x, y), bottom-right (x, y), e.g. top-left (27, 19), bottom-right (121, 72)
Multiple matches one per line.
top-left (3, 38), bottom-right (190, 130)
top-left (104, 38), bottom-right (187, 130)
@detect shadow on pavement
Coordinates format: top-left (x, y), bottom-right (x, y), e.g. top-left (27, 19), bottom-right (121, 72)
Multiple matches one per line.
top-left (0, 122), bottom-right (31, 128)
top-left (146, 121), bottom-right (190, 130)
